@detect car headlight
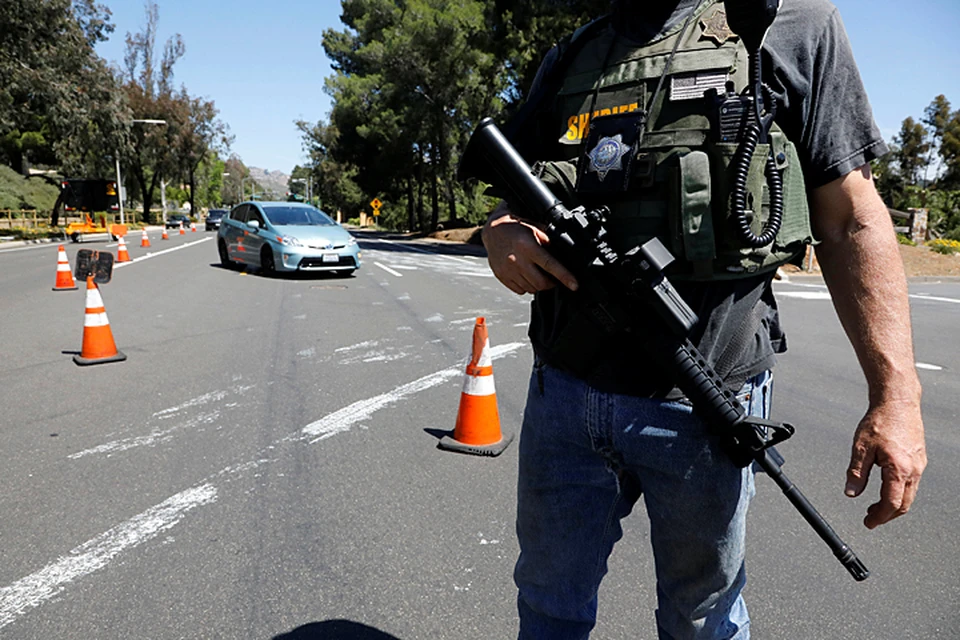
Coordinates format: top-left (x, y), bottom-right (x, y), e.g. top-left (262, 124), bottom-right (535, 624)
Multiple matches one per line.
top-left (278, 235), bottom-right (303, 247)
top-left (347, 237), bottom-right (357, 246)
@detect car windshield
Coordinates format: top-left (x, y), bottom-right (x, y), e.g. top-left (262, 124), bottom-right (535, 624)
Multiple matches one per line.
top-left (262, 206), bottom-right (336, 227)
top-left (208, 211), bottom-right (224, 218)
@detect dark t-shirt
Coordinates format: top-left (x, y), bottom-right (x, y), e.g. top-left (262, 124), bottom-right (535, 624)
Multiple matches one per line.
top-left (515, 0), bottom-right (888, 396)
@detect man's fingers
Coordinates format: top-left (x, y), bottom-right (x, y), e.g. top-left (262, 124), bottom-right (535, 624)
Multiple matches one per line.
top-left (531, 229), bottom-right (578, 291)
top-left (845, 440), bottom-right (875, 497)
top-left (864, 465), bottom-right (908, 529)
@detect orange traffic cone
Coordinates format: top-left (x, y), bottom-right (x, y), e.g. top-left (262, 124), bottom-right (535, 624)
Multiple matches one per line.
top-left (190, 221), bottom-right (197, 232)
top-left (439, 317), bottom-right (512, 456)
top-left (116, 235), bottom-right (131, 262)
top-left (179, 222), bottom-right (185, 235)
top-left (162, 227), bottom-right (169, 240)
top-left (140, 228), bottom-right (150, 248)
top-left (52, 244), bottom-right (78, 291)
top-left (74, 276), bottom-right (126, 366)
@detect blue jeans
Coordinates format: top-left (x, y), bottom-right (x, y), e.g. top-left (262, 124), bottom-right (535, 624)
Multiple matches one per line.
top-left (515, 362), bottom-right (773, 640)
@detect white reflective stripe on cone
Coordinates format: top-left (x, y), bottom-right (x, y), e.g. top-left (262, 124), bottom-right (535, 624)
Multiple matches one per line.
top-left (462, 374), bottom-right (496, 397)
top-left (58, 263), bottom-right (71, 271)
top-left (84, 312), bottom-right (110, 328)
top-left (87, 289), bottom-right (104, 308)
top-left (476, 339), bottom-right (493, 367)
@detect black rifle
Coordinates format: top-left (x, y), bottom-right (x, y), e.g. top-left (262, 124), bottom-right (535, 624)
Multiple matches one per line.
top-left (459, 118), bottom-right (869, 582)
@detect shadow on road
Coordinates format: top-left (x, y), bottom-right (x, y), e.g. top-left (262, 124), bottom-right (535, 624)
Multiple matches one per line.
top-left (272, 620), bottom-right (402, 640)
top-left (207, 263), bottom-right (357, 282)
top-left (351, 229), bottom-right (486, 259)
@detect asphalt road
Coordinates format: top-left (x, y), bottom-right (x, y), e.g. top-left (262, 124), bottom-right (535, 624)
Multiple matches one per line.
top-left (0, 230), bottom-right (957, 639)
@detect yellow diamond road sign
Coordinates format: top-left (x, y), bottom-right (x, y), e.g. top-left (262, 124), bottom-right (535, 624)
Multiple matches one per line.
top-left (370, 198), bottom-right (382, 210)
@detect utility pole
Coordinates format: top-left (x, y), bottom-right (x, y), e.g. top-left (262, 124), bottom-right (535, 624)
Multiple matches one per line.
top-left (115, 156), bottom-right (124, 224)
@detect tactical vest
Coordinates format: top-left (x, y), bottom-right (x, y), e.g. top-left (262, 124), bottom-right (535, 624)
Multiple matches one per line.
top-left (533, 1), bottom-right (814, 280)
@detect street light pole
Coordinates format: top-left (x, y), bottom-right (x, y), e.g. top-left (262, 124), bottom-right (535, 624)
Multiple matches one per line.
top-left (221, 172), bottom-right (230, 206)
top-left (115, 156), bottom-right (124, 224)
top-left (160, 177), bottom-right (167, 223)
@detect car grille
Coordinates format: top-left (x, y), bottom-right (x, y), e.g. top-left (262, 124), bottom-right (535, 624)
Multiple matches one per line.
top-left (298, 255), bottom-right (357, 269)
top-left (305, 242), bottom-right (347, 250)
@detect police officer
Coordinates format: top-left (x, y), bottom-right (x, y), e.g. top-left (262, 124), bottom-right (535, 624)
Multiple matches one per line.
top-left (481, 0), bottom-right (927, 637)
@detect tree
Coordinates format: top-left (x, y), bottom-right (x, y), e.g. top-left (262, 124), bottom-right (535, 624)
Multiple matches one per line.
top-left (320, 0), bottom-right (508, 230)
top-left (922, 95), bottom-right (951, 185)
top-left (892, 117), bottom-right (930, 189)
top-left (0, 0), bottom-right (129, 178)
top-left (171, 92), bottom-right (231, 216)
top-left (489, 0), bottom-right (610, 111)
top-left (938, 109), bottom-right (960, 190)
top-left (303, 0), bottom-right (611, 232)
top-left (121, 2), bottom-right (186, 221)
top-left (296, 120), bottom-right (365, 219)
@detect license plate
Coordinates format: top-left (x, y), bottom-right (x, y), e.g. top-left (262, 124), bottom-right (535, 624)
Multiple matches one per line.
top-left (322, 253), bottom-right (339, 263)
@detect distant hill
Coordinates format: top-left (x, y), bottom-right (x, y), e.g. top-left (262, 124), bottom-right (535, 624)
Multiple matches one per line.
top-left (248, 167), bottom-right (290, 199)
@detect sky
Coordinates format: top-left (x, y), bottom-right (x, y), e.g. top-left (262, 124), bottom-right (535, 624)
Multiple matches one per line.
top-left (94, 0), bottom-right (960, 174)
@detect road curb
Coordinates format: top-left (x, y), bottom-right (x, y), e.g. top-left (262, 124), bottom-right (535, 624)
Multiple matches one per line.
top-left (0, 237), bottom-right (62, 249)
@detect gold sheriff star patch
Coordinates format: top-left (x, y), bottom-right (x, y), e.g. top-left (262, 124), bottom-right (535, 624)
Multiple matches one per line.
top-left (700, 8), bottom-right (737, 46)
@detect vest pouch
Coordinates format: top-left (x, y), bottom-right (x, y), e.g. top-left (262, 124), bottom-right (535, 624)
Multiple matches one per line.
top-left (702, 141), bottom-right (775, 276)
top-left (768, 131), bottom-right (815, 259)
top-left (677, 150), bottom-right (716, 277)
top-left (533, 158), bottom-right (582, 211)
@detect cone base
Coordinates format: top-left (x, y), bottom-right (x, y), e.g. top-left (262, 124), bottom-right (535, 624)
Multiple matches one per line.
top-left (73, 350), bottom-right (127, 366)
top-left (52, 285), bottom-right (79, 291)
top-left (438, 432), bottom-right (513, 457)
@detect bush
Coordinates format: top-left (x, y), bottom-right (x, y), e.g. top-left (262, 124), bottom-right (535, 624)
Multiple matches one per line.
top-left (926, 238), bottom-right (960, 255)
top-left (897, 233), bottom-right (916, 246)
top-left (4, 226), bottom-right (65, 241)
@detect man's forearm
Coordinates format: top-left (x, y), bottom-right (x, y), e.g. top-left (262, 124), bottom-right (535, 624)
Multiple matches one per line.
top-left (814, 187), bottom-right (921, 407)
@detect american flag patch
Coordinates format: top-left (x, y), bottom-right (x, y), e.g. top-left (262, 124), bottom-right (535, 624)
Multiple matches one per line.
top-left (670, 71), bottom-right (729, 101)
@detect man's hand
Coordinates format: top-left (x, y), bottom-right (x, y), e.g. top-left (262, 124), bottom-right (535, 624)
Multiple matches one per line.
top-left (482, 204), bottom-right (578, 295)
top-left (846, 402), bottom-right (926, 529)
top-left (811, 165), bottom-right (927, 529)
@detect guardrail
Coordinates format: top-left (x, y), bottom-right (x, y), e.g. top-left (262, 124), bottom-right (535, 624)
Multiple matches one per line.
top-left (0, 209), bottom-right (169, 230)
top-left (0, 210), bottom-right (52, 229)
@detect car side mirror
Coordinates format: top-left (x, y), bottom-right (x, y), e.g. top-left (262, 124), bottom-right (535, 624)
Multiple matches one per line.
top-left (248, 219), bottom-right (260, 229)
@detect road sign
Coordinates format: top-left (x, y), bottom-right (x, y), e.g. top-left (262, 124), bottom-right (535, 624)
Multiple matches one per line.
top-left (370, 198), bottom-right (382, 210)
top-left (74, 249), bottom-right (114, 284)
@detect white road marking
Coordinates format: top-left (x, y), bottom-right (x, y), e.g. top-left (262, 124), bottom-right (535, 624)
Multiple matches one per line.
top-left (114, 237), bottom-right (213, 268)
top-left (909, 293), bottom-right (960, 304)
top-left (370, 238), bottom-right (478, 265)
top-left (775, 291), bottom-right (833, 300)
top-left (10, 345), bottom-right (529, 626)
top-left (0, 484), bottom-right (217, 631)
top-left (335, 340), bottom-right (379, 353)
top-left (302, 342), bottom-right (525, 443)
top-left (775, 282), bottom-right (960, 305)
top-left (68, 410), bottom-right (221, 459)
top-left (375, 262), bottom-right (404, 277)
top-left (916, 362), bottom-right (944, 370)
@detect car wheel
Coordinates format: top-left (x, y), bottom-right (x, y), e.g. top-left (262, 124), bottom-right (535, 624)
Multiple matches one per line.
top-left (260, 246), bottom-right (276, 276)
top-left (218, 239), bottom-right (234, 268)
